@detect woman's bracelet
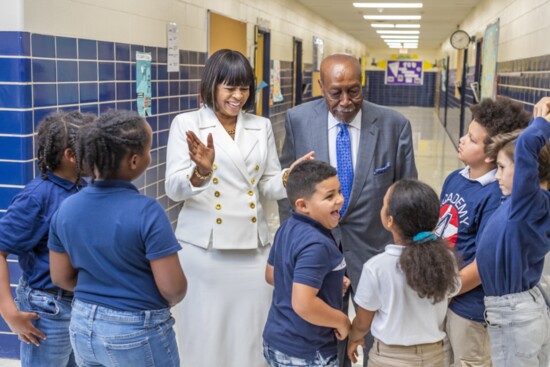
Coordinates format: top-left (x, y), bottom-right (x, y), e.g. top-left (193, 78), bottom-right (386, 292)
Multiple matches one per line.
top-left (282, 169), bottom-right (290, 187)
top-left (194, 166), bottom-right (213, 181)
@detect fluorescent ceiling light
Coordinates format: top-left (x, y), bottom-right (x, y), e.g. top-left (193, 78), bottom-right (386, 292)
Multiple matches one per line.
top-left (384, 39), bottom-right (418, 43)
top-left (354, 3), bottom-right (423, 8)
top-left (381, 35), bottom-right (419, 39)
top-left (371, 24), bottom-right (395, 28)
top-left (364, 15), bottom-right (421, 20)
top-left (388, 45), bottom-right (405, 48)
top-left (377, 30), bottom-right (419, 34)
top-left (403, 45), bottom-right (418, 49)
top-left (371, 23), bottom-right (421, 28)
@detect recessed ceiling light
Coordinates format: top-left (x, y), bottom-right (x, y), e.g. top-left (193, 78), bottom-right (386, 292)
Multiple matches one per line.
top-left (381, 35), bottom-right (419, 39)
top-left (364, 15), bottom-right (421, 20)
top-left (377, 30), bottom-right (420, 34)
top-left (354, 3), bottom-right (423, 8)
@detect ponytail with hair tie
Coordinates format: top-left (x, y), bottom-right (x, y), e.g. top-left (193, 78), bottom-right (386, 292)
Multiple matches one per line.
top-left (412, 232), bottom-right (438, 243)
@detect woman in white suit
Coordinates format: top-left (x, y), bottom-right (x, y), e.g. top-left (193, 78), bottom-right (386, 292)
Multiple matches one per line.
top-left (165, 49), bottom-right (312, 367)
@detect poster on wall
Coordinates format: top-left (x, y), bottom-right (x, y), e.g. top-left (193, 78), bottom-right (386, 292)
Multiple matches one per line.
top-left (312, 36), bottom-right (324, 71)
top-left (136, 52), bottom-right (152, 117)
top-left (385, 60), bottom-right (423, 85)
top-left (480, 19), bottom-right (500, 99)
top-left (270, 60), bottom-right (283, 104)
top-left (167, 22), bottom-right (180, 72)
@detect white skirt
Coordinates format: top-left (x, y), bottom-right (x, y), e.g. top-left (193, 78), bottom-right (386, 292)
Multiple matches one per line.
top-left (173, 242), bottom-right (271, 367)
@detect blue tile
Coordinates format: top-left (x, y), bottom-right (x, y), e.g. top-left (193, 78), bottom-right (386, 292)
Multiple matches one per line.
top-left (0, 58), bottom-right (31, 82)
top-left (98, 41), bottom-right (114, 61)
top-left (0, 334), bottom-right (19, 359)
top-left (99, 62), bottom-right (115, 81)
top-left (99, 82), bottom-right (116, 102)
top-left (80, 104), bottom-right (98, 115)
top-left (158, 81), bottom-right (168, 97)
top-left (158, 47), bottom-right (167, 63)
top-left (0, 31), bottom-right (30, 56)
top-left (0, 161), bottom-right (34, 185)
top-left (158, 98), bottom-right (169, 113)
top-left (0, 111), bottom-right (33, 134)
top-left (0, 136), bottom-right (33, 160)
top-left (116, 101), bottom-right (132, 111)
top-left (7, 261), bottom-right (22, 285)
top-left (145, 166), bottom-right (158, 183)
top-left (169, 97), bottom-right (179, 112)
top-left (169, 81), bottom-right (179, 95)
top-left (58, 83), bottom-right (79, 105)
top-left (180, 49), bottom-right (188, 64)
top-left (116, 82), bottom-right (131, 100)
top-left (31, 34), bottom-right (55, 58)
top-left (159, 114), bottom-right (170, 130)
top-left (78, 39), bottom-right (97, 60)
top-left (158, 64), bottom-right (168, 80)
top-left (80, 83), bottom-right (98, 103)
top-left (33, 108), bottom-right (57, 127)
top-left (56, 36), bottom-right (77, 59)
top-left (145, 46), bottom-right (157, 63)
top-left (57, 60), bottom-right (78, 82)
top-left (150, 64), bottom-right (157, 80)
top-left (115, 62), bottom-right (130, 81)
top-left (33, 84), bottom-right (57, 107)
top-left (115, 43), bottom-right (130, 61)
top-left (32, 59), bottom-right (56, 83)
top-left (130, 44), bottom-right (144, 61)
top-left (0, 84), bottom-right (31, 108)
top-left (99, 102), bottom-right (115, 114)
top-left (79, 61), bottom-right (97, 81)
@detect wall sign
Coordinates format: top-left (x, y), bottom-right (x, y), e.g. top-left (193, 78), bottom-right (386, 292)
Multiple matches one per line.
top-left (385, 60), bottom-right (423, 85)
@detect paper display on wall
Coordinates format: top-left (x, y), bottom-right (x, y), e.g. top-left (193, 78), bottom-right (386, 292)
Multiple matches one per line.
top-left (481, 19), bottom-right (499, 99)
top-left (136, 52), bottom-right (152, 117)
top-left (167, 23), bottom-right (180, 72)
top-left (270, 60), bottom-right (283, 103)
top-left (385, 60), bottom-right (423, 85)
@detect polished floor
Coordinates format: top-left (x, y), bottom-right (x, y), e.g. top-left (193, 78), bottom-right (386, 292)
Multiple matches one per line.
top-left (0, 107), bottom-right (462, 367)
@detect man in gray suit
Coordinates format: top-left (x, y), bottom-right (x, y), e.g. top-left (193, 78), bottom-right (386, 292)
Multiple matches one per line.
top-left (279, 54), bottom-right (417, 366)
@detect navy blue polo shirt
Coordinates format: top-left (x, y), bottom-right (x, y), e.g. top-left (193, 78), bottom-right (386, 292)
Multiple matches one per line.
top-left (0, 172), bottom-right (83, 290)
top-left (48, 180), bottom-right (181, 311)
top-left (263, 211), bottom-right (346, 360)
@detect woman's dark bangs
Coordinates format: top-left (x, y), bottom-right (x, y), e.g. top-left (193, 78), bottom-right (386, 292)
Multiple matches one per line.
top-left (218, 59), bottom-right (253, 87)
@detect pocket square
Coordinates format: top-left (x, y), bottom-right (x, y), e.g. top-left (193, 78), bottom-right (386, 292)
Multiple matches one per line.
top-left (373, 162), bottom-right (391, 175)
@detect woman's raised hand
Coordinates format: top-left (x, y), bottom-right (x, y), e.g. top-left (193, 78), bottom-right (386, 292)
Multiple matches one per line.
top-left (186, 131), bottom-right (215, 175)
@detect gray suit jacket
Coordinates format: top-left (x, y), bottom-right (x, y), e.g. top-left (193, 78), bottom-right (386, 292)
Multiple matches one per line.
top-left (279, 99), bottom-right (418, 291)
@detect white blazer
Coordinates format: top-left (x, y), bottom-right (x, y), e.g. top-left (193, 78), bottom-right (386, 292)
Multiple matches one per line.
top-left (165, 106), bottom-right (286, 250)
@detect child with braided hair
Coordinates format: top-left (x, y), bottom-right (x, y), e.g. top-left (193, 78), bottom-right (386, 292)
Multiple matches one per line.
top-left (347, 179), bottom-right (460, 367)
top-left (0, 110), bottom-right (93, 367)
top-left (48, 109), bottom-right (186, 367)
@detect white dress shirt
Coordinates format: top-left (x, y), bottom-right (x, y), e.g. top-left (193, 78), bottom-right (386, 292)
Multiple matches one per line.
top-left (328, 110), bottom-right (362, 171)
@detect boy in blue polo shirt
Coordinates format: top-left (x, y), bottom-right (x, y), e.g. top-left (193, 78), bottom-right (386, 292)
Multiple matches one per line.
top-left (263, 160), bottom-right (350, 367)
top-left (434, 97), bottom-right (530, 366)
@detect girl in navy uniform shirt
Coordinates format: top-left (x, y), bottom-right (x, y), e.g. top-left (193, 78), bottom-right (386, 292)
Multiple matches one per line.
top-left (48, 110), bottom-right (187, 367)
top-left (476, 97), bottom-right (550, 367)
top-left (0, 111), bottom-right (93, 367)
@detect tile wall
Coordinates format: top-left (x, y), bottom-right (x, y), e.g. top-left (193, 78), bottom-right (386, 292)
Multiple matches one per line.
top-left (365, 70), bottom-right (436, 107)
top-left (0, 30), bottom-right (206, 358)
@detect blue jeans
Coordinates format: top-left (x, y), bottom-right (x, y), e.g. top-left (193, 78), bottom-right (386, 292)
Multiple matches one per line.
top-left (15, 279), bottom-right (76, 367)
top-left (485, 287), bottom-right (550, 367)
top-left (70, 299), bottom-right (179, 367)
top-left (263, 341), bottom-right (339, 367)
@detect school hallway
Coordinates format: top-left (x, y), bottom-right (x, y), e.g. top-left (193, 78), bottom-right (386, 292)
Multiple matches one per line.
top-left (0, 106), bottom-right (462, 367)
